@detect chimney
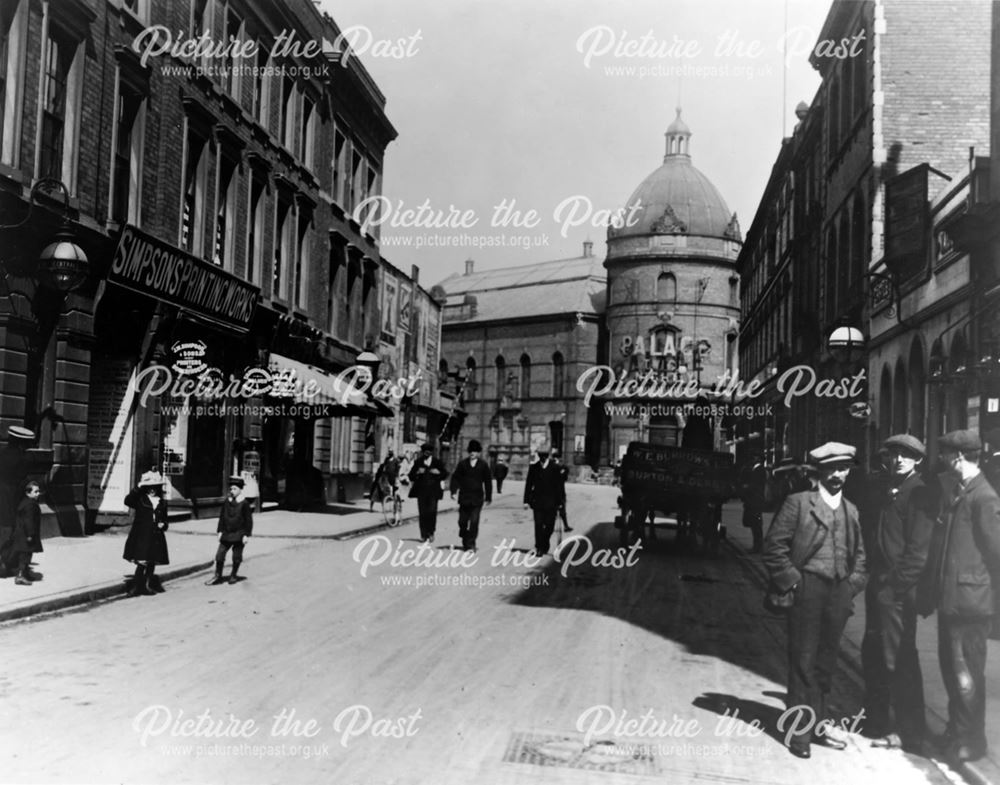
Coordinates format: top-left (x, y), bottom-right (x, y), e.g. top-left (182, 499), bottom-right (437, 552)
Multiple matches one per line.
top-left (464, 258), bottom-right (474, 275)
top-left (410, 264), bottom-right (419, 284)
top-left (582, 240), bottom-right (593, 258)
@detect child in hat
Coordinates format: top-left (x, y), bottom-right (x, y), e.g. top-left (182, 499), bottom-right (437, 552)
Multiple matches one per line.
top-left (207, 476), bottom-right (254, 585)
top-left (123, 471), bottom-right (170, 596)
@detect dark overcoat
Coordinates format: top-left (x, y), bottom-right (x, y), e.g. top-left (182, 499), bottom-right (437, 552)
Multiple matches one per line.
top-left (217, 498), bottom-right (254, 543)
top-left (523, 461), bottom-right (565, 510)
top-left (123, 490), bottom-right (170, 565)
top-left (408, 456), bottom-right (448, 500)
top-left (932, 473), bottom-right (1000, 617)
top-left (863, 471), bottom-right (936, 594)
top-left (450, 458), bottom-right (493, 507)
top-left (762, 489), bottom-right (867, 594)
top-left (9, 497), bottom-right (43, 555)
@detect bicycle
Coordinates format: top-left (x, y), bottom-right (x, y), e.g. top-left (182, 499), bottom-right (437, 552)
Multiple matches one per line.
top-left (377, 476), bottom-right (404, 527)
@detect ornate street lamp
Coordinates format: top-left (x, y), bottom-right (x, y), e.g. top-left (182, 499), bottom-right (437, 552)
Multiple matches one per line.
top-left (827, 325), bottom-right (866, 365)
top-left (1, 178), bottom-right (89, 292)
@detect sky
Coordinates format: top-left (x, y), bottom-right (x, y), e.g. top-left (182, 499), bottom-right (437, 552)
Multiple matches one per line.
top-left (321, 0), bottom-right (832, 288)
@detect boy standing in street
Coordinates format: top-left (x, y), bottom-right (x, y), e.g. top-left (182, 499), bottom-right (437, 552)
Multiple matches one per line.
top-left (207, 476), bottom-right (254, 585)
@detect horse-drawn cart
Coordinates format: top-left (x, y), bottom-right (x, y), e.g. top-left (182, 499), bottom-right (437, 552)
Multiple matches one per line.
top-left (615, 442), bottom-right (735, 554)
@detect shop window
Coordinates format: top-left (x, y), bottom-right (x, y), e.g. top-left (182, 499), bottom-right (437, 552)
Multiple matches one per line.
top-left (110, 84), bottom-right (146, 226)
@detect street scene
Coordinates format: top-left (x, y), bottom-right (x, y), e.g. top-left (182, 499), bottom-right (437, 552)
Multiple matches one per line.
top-left (2, 0), bottom-right (1000, 782)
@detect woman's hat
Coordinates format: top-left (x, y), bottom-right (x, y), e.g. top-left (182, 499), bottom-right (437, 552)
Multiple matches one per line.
top-left (138, 470), bottom-right (165, 487)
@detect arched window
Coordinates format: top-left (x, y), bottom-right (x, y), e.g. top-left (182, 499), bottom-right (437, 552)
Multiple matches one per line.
top-left (495, 355), bottom-right (505, 399)
top-left (465, 357), bottom-right (476, 401)
top-left (657, 272), bottom-right (676, 302)
top-left (520, 353), bottom-right (531, 399)
top-left (552, 351), bottom-right (565, 398)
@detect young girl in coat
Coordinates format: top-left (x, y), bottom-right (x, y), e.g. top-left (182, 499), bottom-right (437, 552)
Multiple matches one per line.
top-left (123, 471), bottom-right (169, 596)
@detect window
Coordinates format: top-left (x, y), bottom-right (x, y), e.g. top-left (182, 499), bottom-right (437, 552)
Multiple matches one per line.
top-left (332, 127), bottom-right (346, 205)
top-left (0, 1), bottom-right (19, 164)
top-left (281, 76), bottom-right (296, 153)
top-left (552, 352), bottom-right (565, 398)
top-left (852, 37), bottom-right (866, 118)
top-left (181, 128), bottom-right (209, 255)
top-left (110, 86), bottom-right (145, 225)
top-left (121, 0), bottom-right (150, 24)
top-left (214, 153), bottom-right (238, 268)
top-left (253, 44), bottom-right (269, 126)
top-left (520, 354), bottom-right (531, 399)
top-left (273, 196), bottom-right (294, 300)
top-left (657, 272), bottom-right (676, 302)
top-left (39, 28), bottom-right (72, 181)
top-left (191, 0), bottom-right (213, 71)
top-left (300, 95), bottom-right (315, 168)
top-left (350, 148), bottom-right (363, 212)
top-left (828, 78), bottom-right (840, 156)
top-left (495, 355), bottom-right (505, 399)
top-left (295, 213), bottom-right (310, 309)
top-left (465, 357), bottom-right (476, 401)
top-left (246, 173), bottom-right (266, 284)
top-left (224, 6), bottom-right (243, 102)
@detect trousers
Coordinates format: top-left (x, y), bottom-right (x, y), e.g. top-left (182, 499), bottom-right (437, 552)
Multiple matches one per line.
top-left (532, 506), bottom-right (557, 554)
top-left (786, 571), bottom-right (854, 747)
top-left (938, 615), bottom-right (990, 751)
top-left (457, 504), bottom-right (483, 547)
top-left (417, 497), bottom-right (439, 539)
top-left (215, 541), bottom-right (245, 571)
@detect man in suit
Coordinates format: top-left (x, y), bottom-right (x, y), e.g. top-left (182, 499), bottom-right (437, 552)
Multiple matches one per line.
top-left (860, 434), bottom-right (935, 753)
top-left (763, 441), bottom-right (868, 760)
top-left (449, 440), bottom-right (492, 551)
top-left (523, 443), bottom-right (565, 557)
top-left (930, 429), bottom-right (1000, 763)
top-left (408, 443), bottom-right (448, 544)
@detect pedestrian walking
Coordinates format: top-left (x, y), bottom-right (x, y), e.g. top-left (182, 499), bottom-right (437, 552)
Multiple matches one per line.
top-left (551, 449), bottom-right (573, 532)
top-left (0, 425), bottom-right (34, 550)
top-left (738, 454), bottom-right (768, 553)
top-left (762, 441), bottom-right (868, 759)
top-left (925, 429), bottom-right (1000, 764)
top-left (4, 481), bottom-right (43, 585)
top-left (449, 440), bottom-right (492, 551)
top-left (408, 443), bottom-right (448, 544)
top-left (860, 434), bottom-right (936, 753)
top-left (494, 458), bottom-right (509, 494)
top-left (206, 476), bottom-right (254, 585)
top-left (123, 471), bottom-right (170, 597)
top-left (523, 443), bottom-right (565, 557)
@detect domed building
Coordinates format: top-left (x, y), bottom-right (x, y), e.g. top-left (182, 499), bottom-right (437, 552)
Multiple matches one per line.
top-left (604, 110), bottom-right (743, 457)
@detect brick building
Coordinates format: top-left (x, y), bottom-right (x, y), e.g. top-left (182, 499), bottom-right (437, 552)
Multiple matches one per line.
top-left (0, 0), bottom-right (396, 531)
top-left (436, 251), bottom-right (606, 479)
top-left (738, 0), bottom-right (991, 467)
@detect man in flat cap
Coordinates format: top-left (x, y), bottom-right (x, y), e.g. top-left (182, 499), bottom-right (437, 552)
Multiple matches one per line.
top-left (928, 429), bottom-right (1000, 763)
top-left (408, 443), bottom-right (448, 544)
top-left (763, 441), bottom-right (867, 759)
top-left (524, 443), bottom-right (565, 557)
top-left (861, 434), bottom-right (936, 752)
top-left (449, 440), bottom-right (493, 551)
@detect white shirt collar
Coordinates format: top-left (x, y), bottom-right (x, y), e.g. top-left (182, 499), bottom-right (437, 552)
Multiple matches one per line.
top-left (818, 484), bottom-right (842, 509)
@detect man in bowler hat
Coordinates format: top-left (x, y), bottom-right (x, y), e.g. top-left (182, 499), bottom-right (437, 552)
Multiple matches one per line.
top-left (763, 441), bottom-right (867, 759)
top-left (408, 443), bottom-right (448, 543)
top-left (523, 443), bottom-right (565, 557)
top-left (929, 429), bottom-right (1000, 763)
top-left (207, 476), bottom-right (254, 585)
top-left (449, 440), bottom-right (492, 551)
top-left (861, 434), bottom-right (935, 752)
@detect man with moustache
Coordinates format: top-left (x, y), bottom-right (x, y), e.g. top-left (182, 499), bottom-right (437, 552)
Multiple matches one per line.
top-left (523, 443), bottom-right (565, 557)
top-left (763, 441), bottom-right (868, 760)
top-left (861, 434), bottom-right (935, 753)
top-left (930, 430), bottom-right (1000, 763)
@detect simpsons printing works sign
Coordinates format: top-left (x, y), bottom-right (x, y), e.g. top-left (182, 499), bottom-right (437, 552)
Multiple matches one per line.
top-left (110, 225), bottom-right (260, 332)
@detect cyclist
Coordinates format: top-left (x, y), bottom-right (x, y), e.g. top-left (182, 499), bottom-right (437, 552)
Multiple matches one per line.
top-left (370, 449), bottom-right (401, 511)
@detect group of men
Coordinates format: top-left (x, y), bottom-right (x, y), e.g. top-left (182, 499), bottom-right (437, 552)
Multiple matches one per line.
top-left (374, 440), bottom-right (570, 555)
top-left (762, 430), bottom-right (1000, 764)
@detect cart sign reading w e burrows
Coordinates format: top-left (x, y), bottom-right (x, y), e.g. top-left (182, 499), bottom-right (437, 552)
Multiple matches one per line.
top-left (110, 225), bottom-right (259, 332)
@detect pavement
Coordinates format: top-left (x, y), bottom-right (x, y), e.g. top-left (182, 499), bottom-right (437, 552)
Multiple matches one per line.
top-left (0, 490), bottom-right (461, 624)
top-left (722, 503), bottom-right (1000, 785)
top-left (1, 487), bottom-right (997, 785)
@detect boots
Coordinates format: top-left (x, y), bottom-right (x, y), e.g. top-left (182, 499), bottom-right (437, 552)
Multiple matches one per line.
top-left (127, 564), bottom-right (154, 596)
top-left (206, 562), bottom-right (226, 586)
top-left (147, 565), bottom-right (165, 593)
top-left (227, 562), bottom-right (241, 584)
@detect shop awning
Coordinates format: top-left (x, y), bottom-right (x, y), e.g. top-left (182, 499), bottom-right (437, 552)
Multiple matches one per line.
top-left (267, 353), bottom-right (368, 410)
